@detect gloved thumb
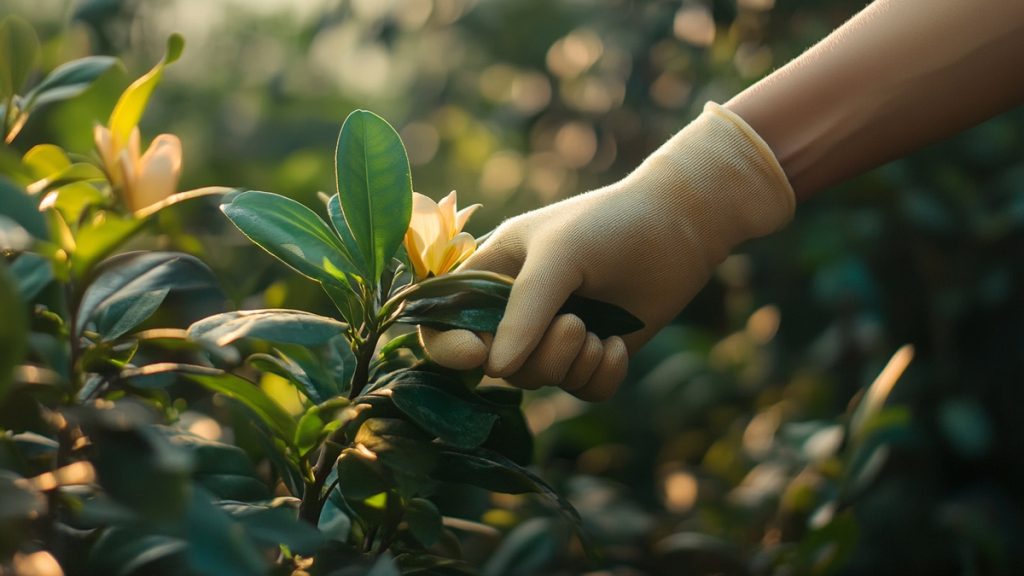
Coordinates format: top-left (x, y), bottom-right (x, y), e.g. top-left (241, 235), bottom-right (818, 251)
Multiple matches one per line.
top-left (419, 327), bottom-right (489, 370)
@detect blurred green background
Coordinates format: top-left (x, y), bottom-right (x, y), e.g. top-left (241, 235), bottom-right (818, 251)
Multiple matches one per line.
top-left (4, 0), bottom-right (1024, 573)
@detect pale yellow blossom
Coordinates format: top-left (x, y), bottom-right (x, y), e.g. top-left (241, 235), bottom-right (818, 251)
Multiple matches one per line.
top-left (404, 190), bottom-right (481, 280)
top-left (94, 125), bottom-right (182, 214)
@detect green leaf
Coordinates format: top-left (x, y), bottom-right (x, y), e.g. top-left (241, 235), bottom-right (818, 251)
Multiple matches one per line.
top-left (327, 192), bottom-right (366, 276)
top-left (23, 55), bottom-right (117, 109)
top-left (0, 214), bottom-right (32, 252)
top-left (355, 418), bottom-right (438, 479)
top-left (108, 33), bottom-right (184, 146)
top-left (222, 502), bottom-right (325, 555)
top-left (184, 489), bottom-right (268, 576)
top-left (23, 143), bottom-right (70, 177)
top-left (221, 190), bottom-right (358, 288)
top-left (395, 271), bottom-right (644, 338)
top-left (0, 262), bottom-right (28, 401)
top-left (336, 450), bottom-right (388, 501)
top-left (0, 16), bottom-right (40, 98)
top-left (97, 287), bottom-right (170, 341)
top-left (11, 251), bottom-right (53, 301)
top-left (482, 518), bottom-right (559, 576)
top-left (88, 529), bottom-right (187, 576)
top-left (477, 386), bottom-right (533, 466)
top-left (76, 251), bottom-right (220, 339)
top-left (435, 446), bottom-right (582, 529)
top-left (186, 372), bottom-right (297, 444)
top-left (388, 376), bottom-right (498, 449)
top-left (0, 470), bottom-right (46, 524)
top-left (294, 397), bottom-right (350, 456)
top-left (189, 309), bottom-right (346, 348)
top-left (335, 110), bottom-right (412, 281)
top-left (0, 177), bottom-right (47, 239)
top-left (88, 420), bottom-right (193, 522)
top-left (71, 213), bottom-right (146, 279)
top-left (405, 498), bottom-right (442, 547)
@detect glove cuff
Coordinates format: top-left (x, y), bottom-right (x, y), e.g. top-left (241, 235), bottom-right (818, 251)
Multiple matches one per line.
top-left (635, 101), bottom-right (796, 247)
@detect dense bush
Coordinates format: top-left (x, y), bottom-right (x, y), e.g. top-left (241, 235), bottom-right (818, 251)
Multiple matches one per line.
top-left (3, 1), bottom-right (1024, 575)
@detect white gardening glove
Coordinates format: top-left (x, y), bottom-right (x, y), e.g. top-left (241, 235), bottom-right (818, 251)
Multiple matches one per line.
top-left (421, 102), bottom-right (795, 400)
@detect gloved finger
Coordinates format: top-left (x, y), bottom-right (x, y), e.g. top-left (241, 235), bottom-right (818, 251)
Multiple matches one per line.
top-left (559, 332), bottom-right (603, 392)
top-left (458, 229), bottom-right (524, 277)
top-left (485, 252), bottom-right (582, 378)
top-left (419, 326), bottom-right (489, 370)
top-left (504, 314), bottom-right (587, 390)
top-left (570, 336), bottom-right (628, 402)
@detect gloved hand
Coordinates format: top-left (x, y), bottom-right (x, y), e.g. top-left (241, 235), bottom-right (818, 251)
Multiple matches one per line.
top-left (420, 102), bottom-right (795, 400)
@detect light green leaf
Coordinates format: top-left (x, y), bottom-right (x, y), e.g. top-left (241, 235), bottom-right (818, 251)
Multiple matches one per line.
top-left (0, 16), bottom-right (39, 98)
top-left (22, 143), bottom-right (71, 178)
top-left (335, 110), bottom-right (412, 281)
top-left (72, 213), bottom-right (146, 279)
top-left (186, 372), bottom-right (297, 443)
top-left (108, 34), bottom-right (184, 146)
top-left (23, 55), bottom-right (117, 109)
top-left (188, 309), bottom-right (346, 348)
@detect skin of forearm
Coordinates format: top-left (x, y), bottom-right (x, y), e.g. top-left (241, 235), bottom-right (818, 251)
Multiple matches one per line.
top-left (725, 0), bottom-right (1024, 200)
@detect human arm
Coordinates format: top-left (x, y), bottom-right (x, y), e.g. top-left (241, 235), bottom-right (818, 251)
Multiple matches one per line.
top-left (727, 0), bottom-right (1024, 199)
top-left (422, 0), bottom-right (1024, 398)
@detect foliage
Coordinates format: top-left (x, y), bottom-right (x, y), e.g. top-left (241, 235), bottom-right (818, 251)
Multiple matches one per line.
top-left (3, 1), bottom-right (1024, 575)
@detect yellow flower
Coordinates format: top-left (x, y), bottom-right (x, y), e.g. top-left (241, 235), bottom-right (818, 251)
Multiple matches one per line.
top-left (404, 190), bottom-right (481, 280)
top-left (94, 124), bottom-right (182, 214)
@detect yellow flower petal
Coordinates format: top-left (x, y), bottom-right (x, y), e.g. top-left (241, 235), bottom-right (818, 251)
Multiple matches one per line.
top-left (131, 133), bottom-right (182, 214)
top-left (455, 203), bottom-right (482, 232)
top-left (438, 232), bottom-right (476, 275)
top-left (438, 190), bottom-right (458, 237)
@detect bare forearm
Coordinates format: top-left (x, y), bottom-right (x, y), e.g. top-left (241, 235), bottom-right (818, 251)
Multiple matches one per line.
top-left (726, 0), bottom-right (1024, 200)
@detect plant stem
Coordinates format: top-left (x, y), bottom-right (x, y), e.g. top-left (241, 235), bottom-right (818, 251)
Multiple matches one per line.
top-left (298, 430), bottom-right (345, 526)
top-left (348, 331), bottom-right (381, 400)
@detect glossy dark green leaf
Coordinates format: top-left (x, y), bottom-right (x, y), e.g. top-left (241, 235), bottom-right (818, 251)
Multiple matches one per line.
top-left (396, 271), bottom-right (643, 338)
top-left (327, 192), bottom-right (366, 277)
top-left (405, 498), bottom-right (442, 547)
top-left (394, 553), bottom-right (478, 576)
top-left (0, 177), bottom-right (47, 239)
top-left (0, 262), bottom-right (27, 401)
top-left (0, 470), bottom-right (46, 523)
top-left (185, 372), bottom-right (297, 443)
top-left (189, 309), bottom-right (346, 348)
top-left (89, 421), bottom-right (193, 522)
top-left (76, 251), bottom-right (220, 339)
top-left (435, 446), bottom-right (581, 530)
top-left (336, 450), bottom-right (388, 500)
top-left (23, 55), bottom-right (117, 109)
top-left (355, 418), bottom-right (438, 478)
top-left (335, 110), bottom-right (412, 281)
top-left (390, 380), bottom-right (497, 449)
top-left (247, 352), bottom-right (328, 405)
top-left (477, 386), bottom-right (533, 466)
top-left (0, 16), bottom-right (39, 98)
top-left (0, 215), bottom-right (31, 252)
top-left (221, 190), bottom-right (357, 287)
top-left (10, 252), bottom-right (52, 301)
top-left (87, 529), bottom-right (187, 576)
top-left (97, 287), bottom-right (169, 341)
top-left (482, 518), bottom-right (559, 576)
top-left (222, 502), bottom-right (325, 554)
top-left (184, 488), bottom-right (267, 576)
